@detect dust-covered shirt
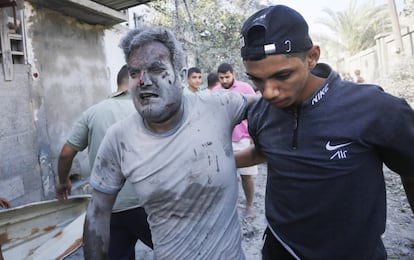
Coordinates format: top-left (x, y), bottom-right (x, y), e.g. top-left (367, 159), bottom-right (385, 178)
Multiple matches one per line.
top-left (90, 90), bottom-right (247, 259)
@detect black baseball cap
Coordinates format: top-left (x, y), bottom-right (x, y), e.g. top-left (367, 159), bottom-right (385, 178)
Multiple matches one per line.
top-left (240, 5), bottom-right (313, 60)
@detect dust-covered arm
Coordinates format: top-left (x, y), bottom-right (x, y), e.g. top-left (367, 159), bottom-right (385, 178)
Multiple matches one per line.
top-left (235, 145), bottom-right (265, 168)
top-left (243, 93), bottom-right (261, 106)
top-left (401, 175), bottom-right (414, 215)
top-left (83, 189), bottom-right (116, 259)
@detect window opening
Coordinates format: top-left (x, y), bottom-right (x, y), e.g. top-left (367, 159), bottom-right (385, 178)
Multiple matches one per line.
top-left (1, 0), bottom-right (26, 81)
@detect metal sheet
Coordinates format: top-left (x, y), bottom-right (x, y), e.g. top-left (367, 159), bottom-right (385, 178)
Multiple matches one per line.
top-left (92, 0), bottom-right (153, 11)
top-left (0, 195), bottom-right (90, 259)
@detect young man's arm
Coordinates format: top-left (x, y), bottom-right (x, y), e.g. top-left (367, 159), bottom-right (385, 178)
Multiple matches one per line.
top-left (235, 145), bottom-right (266, 168)
top-left (401, 176), bottom-right (414, 215)
top-left (83, 189), bottom-right (117, 259)
top-left (243, 93), bottom-right (261, 106)
top-left (56, 143), bottom-right (78, 200)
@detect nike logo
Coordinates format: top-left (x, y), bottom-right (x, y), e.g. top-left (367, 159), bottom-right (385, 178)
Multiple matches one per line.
top-left (325, 141), bottom-right (352, 151)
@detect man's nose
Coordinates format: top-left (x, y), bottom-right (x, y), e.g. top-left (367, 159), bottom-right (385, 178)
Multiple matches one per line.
top-left (139, 72), bottom-right (152, 87)
top-left (262, 84), bottom-right (279, 100)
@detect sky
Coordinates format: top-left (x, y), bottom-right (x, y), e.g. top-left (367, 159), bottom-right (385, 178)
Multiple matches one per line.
top-left (265, 0), bottom-right (405, 35)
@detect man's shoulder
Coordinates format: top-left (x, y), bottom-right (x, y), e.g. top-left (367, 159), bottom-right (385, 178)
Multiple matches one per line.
top-left (110, 89), bottom-right (129, 98)
top-left (81, 100), bottom-right (111, 118)
top-left (96, 94), bottom-right (134, 109)
top-left (248, 97), bottom-right (269, 121)
top-left (194, 89), bottom-right (244, 106)
top-left (183, 86), bottom-right (193, 95)
top-left (83, 97), bottom-right (114, 113)
top-left (105, 113), bottom-right (137, 134)
top-left (234, 79), bottom-right (252, 86)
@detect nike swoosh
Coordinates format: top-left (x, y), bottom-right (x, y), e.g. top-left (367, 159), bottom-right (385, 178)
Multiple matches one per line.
top-left (325, 141), bottom-right (352, 151)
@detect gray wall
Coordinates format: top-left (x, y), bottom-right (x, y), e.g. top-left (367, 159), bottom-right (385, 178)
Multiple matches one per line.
top-left (26, 4), bottom-right (110, 173)
top-left (0, 65), bottom-right (41, 206)
top-left (0, 2), bottom-right (115, 206)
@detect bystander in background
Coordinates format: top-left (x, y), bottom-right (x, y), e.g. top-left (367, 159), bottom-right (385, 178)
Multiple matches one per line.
top-left (184, 67), bottom-right (203, 94)
top-left (354, 69), bottom-right (365, 83)
top-left (207, 72), bottom-right (219, 90)
top-left (341, 72), bottom-right (354, 82)
top-left (214, 62), bottom-right (258, 221)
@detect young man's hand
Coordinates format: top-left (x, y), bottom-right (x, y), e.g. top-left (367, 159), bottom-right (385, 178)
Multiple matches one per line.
top-left (0, 197), bottom-right (11, 208)
top-left (55, 180), bottom-right (72, 201)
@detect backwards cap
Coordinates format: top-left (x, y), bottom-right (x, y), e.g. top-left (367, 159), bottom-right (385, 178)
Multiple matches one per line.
top-left (240, 5), bottom-right (313, 60)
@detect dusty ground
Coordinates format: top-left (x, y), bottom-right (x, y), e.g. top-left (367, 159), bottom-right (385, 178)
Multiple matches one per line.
top-left (382, 167), bottom-right (414, 260)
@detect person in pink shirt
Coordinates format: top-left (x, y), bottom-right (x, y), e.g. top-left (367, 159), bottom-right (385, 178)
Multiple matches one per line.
top-left (215, 62), bottom-right (258, 221)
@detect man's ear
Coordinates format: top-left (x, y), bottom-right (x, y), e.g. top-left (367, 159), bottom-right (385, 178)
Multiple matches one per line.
top-left (307, 46), bottom-right (320, 69)
top-left (180, 68), bottom-right (188, 82)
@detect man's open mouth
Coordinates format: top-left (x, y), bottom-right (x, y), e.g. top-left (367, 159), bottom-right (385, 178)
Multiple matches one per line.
top-left (140, 92), bottom-right (159, 99)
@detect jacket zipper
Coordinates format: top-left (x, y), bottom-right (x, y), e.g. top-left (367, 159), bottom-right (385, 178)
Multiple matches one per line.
top-left (292, 106), bottom-right (299, 149)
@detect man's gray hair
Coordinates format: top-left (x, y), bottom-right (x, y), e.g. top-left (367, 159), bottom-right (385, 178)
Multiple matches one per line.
top-left (119, 27), bottom-right (185, 73)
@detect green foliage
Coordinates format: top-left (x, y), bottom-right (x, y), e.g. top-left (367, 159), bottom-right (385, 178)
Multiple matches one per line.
top-left (146, 0), bottom-right (394, 78)
top-left (314, 0), bottom-right (392, 55)
top-left (147, 0), bottom-right (265, 78)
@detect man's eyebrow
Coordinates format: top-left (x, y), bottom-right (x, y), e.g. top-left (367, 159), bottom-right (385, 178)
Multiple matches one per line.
top-left (128, 61), bottom-right (165, 73)
top-left (128, 67), bottom-right (139, 74)
top-left (147, 61), bottom-right (166, 69)
top-left (246, 69), bottom-right (292, 80)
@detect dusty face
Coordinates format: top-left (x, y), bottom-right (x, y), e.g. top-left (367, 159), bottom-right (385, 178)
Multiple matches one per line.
top-left (187, 72), bottom-right (202, 91)
top-left (218, 71), bottom-right (235, 89)
top-left (128, 41), bottom-right (182, 123)
top-left (243, 53), bottom-right (314, 108)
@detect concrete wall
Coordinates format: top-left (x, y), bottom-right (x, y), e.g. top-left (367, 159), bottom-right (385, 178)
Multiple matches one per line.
top-left (25, 2), bottom-right (112, 196)
top-left (338, 26), bottom-right (414, 85)
top-left (0, 65), bottom-right (41, 206)
top-left (0, 2), bottom-right (128, 206)
top-left (104, 24), bottom-right (128, 92)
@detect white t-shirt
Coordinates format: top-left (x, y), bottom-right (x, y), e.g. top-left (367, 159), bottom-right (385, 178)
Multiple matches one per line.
top-left (90, 90), bottom-right (247, 259)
